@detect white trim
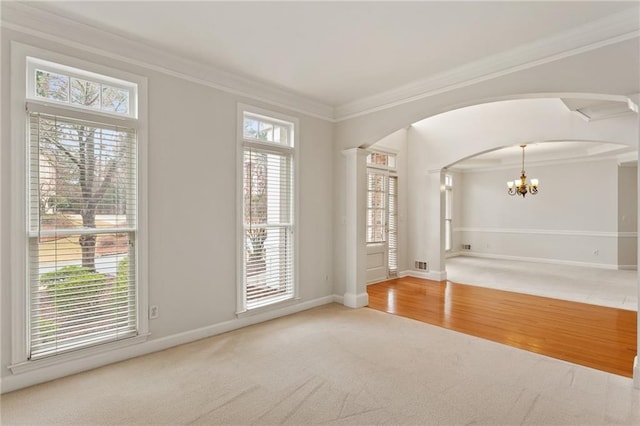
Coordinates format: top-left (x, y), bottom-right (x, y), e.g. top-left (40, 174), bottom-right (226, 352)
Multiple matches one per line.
top-left (343, 292), bottom-right (369, 308)
top-left (454, 227), bottom-right (637, 238)
top-left (366, 277), bottom-right (392, 286)
top-left (618, 265), bottom-right (638, 271)
top-left (236, 297), bottom-right (302, 319)
top-left (398, 270), bottom-right (447, 281)
top-left (446, 251), bottom-right (464, 259)
top-left (27, 56), bottom-right (137, 119)
top-left (8, 334), bottom-right (150, 375)
top-left (26, 100), bottom-right (138, 129)
top-left (1, 3), bottom-right (334, 121)
top-left (236, 104), bottom-right (300, 314)
top-left (335, 9), bottom-right (640, 120)
top-left (10, 41), bottom-right (29, 366)
top-left (634, 356), bottom-right (639, 389)
top-left (1, 295), bottom-right (336, 394)
top-left (332, 294), bottom-right (344, 305)
top-left (10, 42), bottom-right (149, 367)
top-left (456, 251), bottom-right (620, 270)
top-left (2, 3), bottom-right (639, 122)
top-left (453, 150), bottom-right (632, 173)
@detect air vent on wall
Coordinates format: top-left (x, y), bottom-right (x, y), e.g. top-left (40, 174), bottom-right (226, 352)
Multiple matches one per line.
top-left (415, 261), bottom-right (428, 271)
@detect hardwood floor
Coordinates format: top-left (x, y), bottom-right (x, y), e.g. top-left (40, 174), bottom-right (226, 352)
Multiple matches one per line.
top-left (367, 276), bottom-right (638, 377)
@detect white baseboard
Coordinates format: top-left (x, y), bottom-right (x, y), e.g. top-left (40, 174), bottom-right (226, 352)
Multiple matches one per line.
top-left (332, 294), bottom-right (344, 304)
top-left (343, 292), bottom-right (368, 308)
top-left (399, 270), bottom-right (447, 281)
top-left (618, 265), bottom-right (638, 271)
top-left (1, 295), bottom-right (336, 394)
top-left (366, 277), bottom-right (392, 286)
top-left (455, 251), bottom-right (622, 270)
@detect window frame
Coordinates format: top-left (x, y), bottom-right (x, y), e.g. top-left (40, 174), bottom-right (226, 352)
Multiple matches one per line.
top-left (236, 104), bottom-right (299, 316)
top-left (9, 42), bottom-right (149, 373)
top-left (366, 149), bottom-right (399, 277)
top-left (27, 57), bottom-right (138, 120)
top-left (365, 150), bottom-right (397, 245)
top-left (366, 169), bottom-right (388, 245)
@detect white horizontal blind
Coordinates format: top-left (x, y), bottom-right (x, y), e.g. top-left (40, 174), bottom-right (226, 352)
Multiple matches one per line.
top-left (366, 171), bottom-right (387, 243)
top-left (28, 112), bottom-right (137, 359)
top-left (388, 175), bottom-right (398, 273)
top-left (242, 113), bottom-right (295, 310)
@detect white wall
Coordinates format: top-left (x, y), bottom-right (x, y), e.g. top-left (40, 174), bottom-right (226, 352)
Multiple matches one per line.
top-left (454, 158), bottom-right (623, 267)
top-left (618, 165), bottom-right (638, 268)
top-left (1, 27), bottom-right (334, 389)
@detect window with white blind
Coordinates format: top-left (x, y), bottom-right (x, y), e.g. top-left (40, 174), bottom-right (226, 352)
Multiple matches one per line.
top-left (366, 150), bottom-right (398, 275)
top-left (12, 51), bottom-right (146, 364)
top-left (445, 174), bottom-right (453, 252)
top-left (239, 108), bottom-right (297, 312)
top-left (388, 175), bottom-right (398, 273)
top-left (366, 171), bottom-right (387, 244)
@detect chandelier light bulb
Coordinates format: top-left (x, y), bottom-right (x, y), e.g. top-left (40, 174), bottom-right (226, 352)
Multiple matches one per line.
top-left (507, 145), bottom-right (539, 197)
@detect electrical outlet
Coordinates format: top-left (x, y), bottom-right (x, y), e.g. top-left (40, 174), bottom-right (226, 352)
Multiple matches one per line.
top-left (149, 305), bottom-right (159, 319)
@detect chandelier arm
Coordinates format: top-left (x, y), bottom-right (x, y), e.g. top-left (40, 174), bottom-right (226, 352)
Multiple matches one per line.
top-left (507, 144), bottom-right (538, 198)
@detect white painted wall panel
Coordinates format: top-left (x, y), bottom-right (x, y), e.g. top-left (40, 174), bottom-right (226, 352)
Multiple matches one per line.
top-left (455, 158), bottom-right (628, 267)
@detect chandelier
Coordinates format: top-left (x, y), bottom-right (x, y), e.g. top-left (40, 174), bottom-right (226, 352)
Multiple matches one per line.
top-left (507, 144), bottom-right (539, 197)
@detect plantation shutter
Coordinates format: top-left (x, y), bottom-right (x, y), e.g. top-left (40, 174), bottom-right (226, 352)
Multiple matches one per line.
top-left (242, 112), bottom-right (295, 310)
top-left (28, 111), bottom-right (137, 359)
top-left (388, 175), bottom-right (398, 273)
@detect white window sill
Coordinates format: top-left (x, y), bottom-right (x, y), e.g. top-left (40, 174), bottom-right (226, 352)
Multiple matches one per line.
top-left (236, 296), bottom-right (301, 319)
top-left (9, 333), bottom-right (150, 375)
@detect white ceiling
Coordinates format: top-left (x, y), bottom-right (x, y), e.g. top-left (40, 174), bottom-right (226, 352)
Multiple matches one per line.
top-left (25, 1), bottom-right (640, 107)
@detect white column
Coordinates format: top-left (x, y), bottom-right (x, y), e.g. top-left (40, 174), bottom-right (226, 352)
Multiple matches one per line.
top-left (342, 148), bottom-right (369, 308)
top-left (425, 169), bottom-right (447, 281)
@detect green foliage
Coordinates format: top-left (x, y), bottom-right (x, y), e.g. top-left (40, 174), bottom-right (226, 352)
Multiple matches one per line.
top-left (116, 257), bottom-right (129, 291)
top-left (50, 195), bottom-right (71, 211)
top-left (41, 265), bottom-right (106, 306)
top-left (35, 69), bottom-right (69, 102)
top-left (33, 318), bottom-right (57, 346)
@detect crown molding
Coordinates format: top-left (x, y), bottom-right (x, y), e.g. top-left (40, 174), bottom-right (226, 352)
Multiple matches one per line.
top-left (452, 151), bottom-right (632, 173)
top-left (2, 3), bottom-right (638, 123)
top-left (0, 2), bottom-right (335, 121)
top-left (334, 7), bottom-right (640, 121)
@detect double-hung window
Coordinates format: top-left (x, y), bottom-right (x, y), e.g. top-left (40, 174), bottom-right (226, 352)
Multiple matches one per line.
top-left (12, 49), bottom-right (147, 366)
top-left (239, 107), bottom-right (297, 312)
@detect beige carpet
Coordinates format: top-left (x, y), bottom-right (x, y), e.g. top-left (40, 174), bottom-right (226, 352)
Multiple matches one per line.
top-left (446, 256), bottom-right (638, 311)
top-left (1, 303), bottom-right (639, 425)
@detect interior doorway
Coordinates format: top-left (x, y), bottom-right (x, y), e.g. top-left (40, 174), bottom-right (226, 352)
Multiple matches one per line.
top-left (365, 151), bottom-right (398, 283)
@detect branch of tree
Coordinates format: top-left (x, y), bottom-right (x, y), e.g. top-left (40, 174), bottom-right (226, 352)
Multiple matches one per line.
top-left (90, 158), bottom-right (118, 209)
top-left (45, 137), bottom-right (81, 169)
